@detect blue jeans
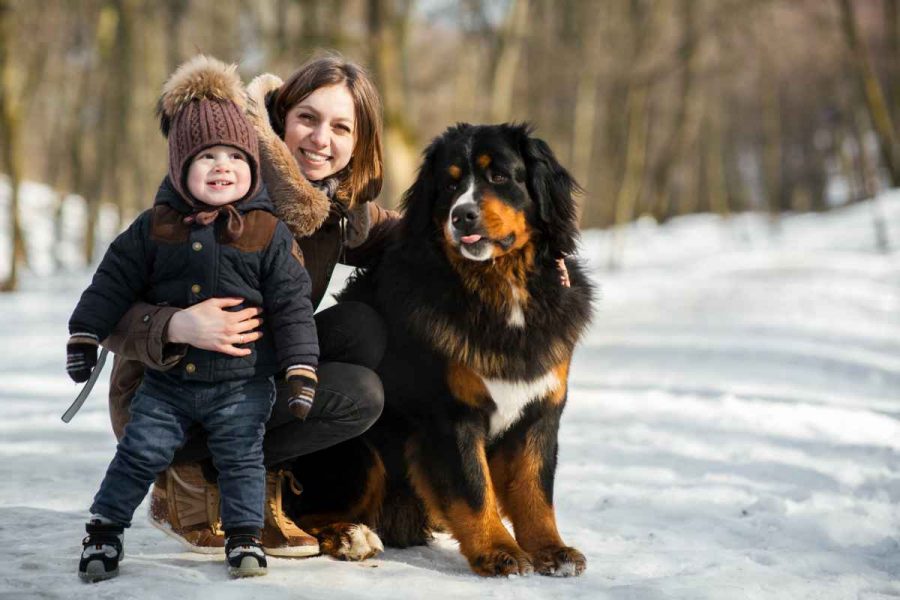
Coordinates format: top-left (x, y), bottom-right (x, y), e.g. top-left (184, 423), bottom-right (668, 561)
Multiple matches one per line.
top-left (91, 371), bottom-right (275, 531)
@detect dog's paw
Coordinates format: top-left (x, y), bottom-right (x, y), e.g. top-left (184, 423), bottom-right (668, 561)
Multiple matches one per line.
top-left (470, 545), bottom-right (534, 577)
top-left (317, 523), bottom-right (384, 561)
top-left (530, 545), bottom-right (586, 577)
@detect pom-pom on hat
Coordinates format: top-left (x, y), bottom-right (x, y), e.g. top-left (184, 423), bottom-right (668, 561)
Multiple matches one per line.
top-left (157, 55), bottom-right (260, 205)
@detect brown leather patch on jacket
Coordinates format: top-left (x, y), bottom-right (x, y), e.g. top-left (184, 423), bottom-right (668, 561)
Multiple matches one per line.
top-left (229, 210), bottom-right (279, 252)
top-left (150, 205), bottom-right (190, 243)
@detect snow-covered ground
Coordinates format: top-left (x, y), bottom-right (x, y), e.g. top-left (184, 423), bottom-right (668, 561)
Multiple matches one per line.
top-left (1, 188), bottom-right (899, 599)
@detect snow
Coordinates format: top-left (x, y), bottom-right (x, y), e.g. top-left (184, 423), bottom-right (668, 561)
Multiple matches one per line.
top-left (2, 183), bottom-right (900, 598)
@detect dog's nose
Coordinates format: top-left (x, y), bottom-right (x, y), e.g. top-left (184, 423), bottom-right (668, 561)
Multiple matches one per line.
top-left (451, 204), bottom-right (480, 232)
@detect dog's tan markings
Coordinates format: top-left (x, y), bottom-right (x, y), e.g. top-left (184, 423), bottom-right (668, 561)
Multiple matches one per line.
top-left (407, 439), bottom-right (532, 576)
top-left (481, 195), bottom-right (531, 256)
top-left (412, 306), bottom-right (573, 380)
top-left (448, 165), bottom-right (462, 179)
top-left (477, 154), bottom-right (491, 169)
top-left (549, 360), bottom-right (570, 404)
top-left (490, 439), bottom-right (586, 576)
top-left (489, 435), bottom-right (563, 555)
top-left (447, 362), bottom-right (490, 408)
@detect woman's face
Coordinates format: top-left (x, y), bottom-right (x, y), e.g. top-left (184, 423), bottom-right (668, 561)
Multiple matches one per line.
top-left (283, 83), bottom-right (356, 182)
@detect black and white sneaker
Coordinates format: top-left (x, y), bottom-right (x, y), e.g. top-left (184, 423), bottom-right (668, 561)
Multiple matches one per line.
top-left (226, 534), bottom-right (267, 578)
top-left (79, 520), bottom-right (125, 583)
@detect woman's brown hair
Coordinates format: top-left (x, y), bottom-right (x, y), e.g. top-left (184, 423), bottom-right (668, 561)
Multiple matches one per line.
top-left (269, 53), bottom-right (383, 206)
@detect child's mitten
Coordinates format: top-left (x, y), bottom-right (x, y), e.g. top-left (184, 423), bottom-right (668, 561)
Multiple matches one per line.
top-left (67, 334), bottom-right (100, 383)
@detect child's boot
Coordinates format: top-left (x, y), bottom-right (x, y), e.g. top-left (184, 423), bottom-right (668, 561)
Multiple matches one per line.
top-left (78, 519), bottom-right (125, 582)
top-left (225, 532), bottom-right (267, 578)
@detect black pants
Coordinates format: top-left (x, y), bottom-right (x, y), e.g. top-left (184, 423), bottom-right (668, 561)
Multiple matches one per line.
top-left (173, 301), bottom-right (387, 467)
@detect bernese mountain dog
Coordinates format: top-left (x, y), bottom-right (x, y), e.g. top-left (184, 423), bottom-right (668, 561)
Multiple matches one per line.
top-left (287, 123), bottom-right (594, 577)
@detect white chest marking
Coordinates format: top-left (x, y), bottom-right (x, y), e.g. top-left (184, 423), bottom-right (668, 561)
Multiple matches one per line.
top-left (482, 371), bottom-right (561, 439)
top-left (508, 284), bottom-right (525, 327)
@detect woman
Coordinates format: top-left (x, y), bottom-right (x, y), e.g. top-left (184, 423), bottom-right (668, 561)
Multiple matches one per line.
top-left (104, 53), bottom-right (398, 558)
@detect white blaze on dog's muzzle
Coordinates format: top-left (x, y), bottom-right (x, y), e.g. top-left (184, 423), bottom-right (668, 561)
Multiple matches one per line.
top-left (446, 180), bottom-right (493, 261)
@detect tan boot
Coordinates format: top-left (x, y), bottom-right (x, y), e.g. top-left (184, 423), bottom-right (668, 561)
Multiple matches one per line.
top-left (148, 464), bottom-right (225, 554)
top-left (261, 470), bottom-right (320, 557)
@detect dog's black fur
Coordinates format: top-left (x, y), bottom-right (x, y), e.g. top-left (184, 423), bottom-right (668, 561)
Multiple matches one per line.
top-left (287, 123), bottom-right (593, 577)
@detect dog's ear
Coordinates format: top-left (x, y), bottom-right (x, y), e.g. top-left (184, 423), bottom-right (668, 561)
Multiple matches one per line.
top-left (400, 141), bottom-right (439, 240)
top-left (519, 130), bottom-right (581, 257)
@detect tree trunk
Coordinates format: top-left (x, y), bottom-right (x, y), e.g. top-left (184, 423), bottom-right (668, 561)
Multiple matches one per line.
top-left (885, 0), bottom-right (900, 127)
top-left (367, 0), bottom-right (417, 207)
top-left (760, 58), bottom-right (782, 216)
top-left (838, 0), bottom-right (900, 185)
top-left (650, 0), bottom-right (699, 223)
top-left (163, 0), bottom-right (187, 73)
top-left (0, 0), bottom-right (25, 291)
top-left (570, 0), bottom-right (602, 201)
top-left (607, 0), bottom-right (655, 270)
top-left (490, 0), bottom-right (530, 122)
top-left (705, 102), bottom-right (730, 218)
top-left (84, 1), bottom-right (119, 264)
top-left (608, 84), bottom-right (650, 270)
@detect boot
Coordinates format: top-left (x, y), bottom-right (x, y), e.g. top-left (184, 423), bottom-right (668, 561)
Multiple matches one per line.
top-left (148, 464), bottom-right (225, 554)
top-left (226, 533), bottom-right (267, 578)
top-left (261, 470), bottom-right (319, 557)
top-left (79, 519), bottom-right (124, 583)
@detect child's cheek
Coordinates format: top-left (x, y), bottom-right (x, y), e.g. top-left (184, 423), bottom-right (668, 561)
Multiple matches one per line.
top-left (186, 165), bottom-right (206, 200)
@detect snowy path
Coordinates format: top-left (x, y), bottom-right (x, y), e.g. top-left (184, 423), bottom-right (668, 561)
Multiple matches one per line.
top-left (2, 195), bottom-right (900, 599)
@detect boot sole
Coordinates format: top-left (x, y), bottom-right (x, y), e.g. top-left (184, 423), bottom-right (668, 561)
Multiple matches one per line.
top-left (263, 543), bottom-right (320, 558)
top-left (79, 564), bottom-right (118, 583)
top-left (148, 512), bottom-right (225, 555)
top-left (228, 556), bottom-right (268, 578)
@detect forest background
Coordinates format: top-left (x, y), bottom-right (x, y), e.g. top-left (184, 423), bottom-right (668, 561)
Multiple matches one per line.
top-left (0, 0), bottom-right (896, 290)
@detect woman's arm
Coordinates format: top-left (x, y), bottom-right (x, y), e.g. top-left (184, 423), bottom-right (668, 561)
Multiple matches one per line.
top-left (103, 298), bottom-right (265, 368)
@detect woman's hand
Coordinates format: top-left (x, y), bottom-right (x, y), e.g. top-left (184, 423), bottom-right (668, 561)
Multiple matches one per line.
top-left (167, 297), bottom-right (263, 357)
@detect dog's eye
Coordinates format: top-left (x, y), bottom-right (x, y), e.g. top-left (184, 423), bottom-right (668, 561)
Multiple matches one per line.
top-left (489, 172), bottom-right (508, 184)
top-left (446, 182), bottom-right (458, 192)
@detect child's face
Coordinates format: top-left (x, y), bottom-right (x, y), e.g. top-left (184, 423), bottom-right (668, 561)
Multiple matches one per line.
top-left (186, 145), bottom-right (252, 206)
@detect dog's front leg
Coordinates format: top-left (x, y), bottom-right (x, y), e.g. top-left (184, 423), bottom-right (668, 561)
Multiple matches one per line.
top-left (406, 418), bottom-right (533, 577)
top-left (489, 389), bottom-right (587, 576)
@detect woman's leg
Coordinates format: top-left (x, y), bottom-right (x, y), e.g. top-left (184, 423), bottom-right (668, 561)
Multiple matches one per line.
top-left (173, 301), bottom-right (387, 465)
top-left (263, 362), bottom-right (383, 465)
top-left (313, 301), bottom-right (387, 370)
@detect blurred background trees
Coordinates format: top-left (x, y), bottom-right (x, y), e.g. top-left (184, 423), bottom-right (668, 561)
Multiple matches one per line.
top-left (0, 0), bottom-right (896, 288)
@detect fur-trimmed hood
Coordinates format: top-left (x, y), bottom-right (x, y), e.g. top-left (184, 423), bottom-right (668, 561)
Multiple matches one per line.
top-left (246, 73), bottom-right (371, 246)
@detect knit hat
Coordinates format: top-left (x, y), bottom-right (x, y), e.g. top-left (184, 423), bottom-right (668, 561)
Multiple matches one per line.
top-left (157, 55), bottom-right (261, 206)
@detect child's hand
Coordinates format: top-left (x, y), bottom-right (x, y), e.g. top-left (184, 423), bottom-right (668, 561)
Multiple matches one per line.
top-left (286, 367), bottom-right (317, 421)
top-left (67, 335), bottom-right (99, 383)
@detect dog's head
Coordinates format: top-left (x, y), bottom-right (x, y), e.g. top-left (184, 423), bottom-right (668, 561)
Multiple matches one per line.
top-left (401, 123), bottom-right (581, 262)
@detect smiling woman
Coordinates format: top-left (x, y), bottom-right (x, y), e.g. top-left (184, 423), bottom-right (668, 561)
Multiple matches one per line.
top-left (267, 55), bottom-right (384, 205)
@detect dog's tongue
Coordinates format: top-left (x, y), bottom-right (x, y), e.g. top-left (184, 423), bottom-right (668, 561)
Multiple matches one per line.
top-left (461, 234), bottom-right (482, 244)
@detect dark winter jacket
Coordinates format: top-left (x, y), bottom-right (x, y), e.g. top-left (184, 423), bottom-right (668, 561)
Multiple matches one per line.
top-left (70, 177), bottom-right (318, 383)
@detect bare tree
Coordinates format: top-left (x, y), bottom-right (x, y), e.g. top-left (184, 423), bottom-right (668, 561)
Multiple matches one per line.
top-left (368, 0), bottom-right (418, 206)
top-left (0, 1), bottom-right (52, 290)
top-left (837, 0), bottom-right (900, 185)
